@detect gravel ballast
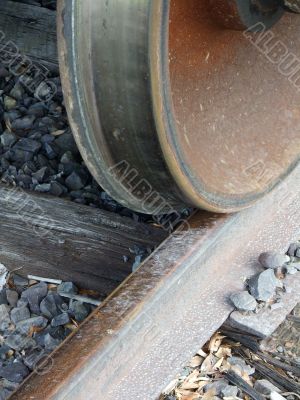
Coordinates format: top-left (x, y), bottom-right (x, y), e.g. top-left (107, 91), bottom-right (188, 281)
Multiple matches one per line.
top-left (0, 274), bottom-right (98, 399)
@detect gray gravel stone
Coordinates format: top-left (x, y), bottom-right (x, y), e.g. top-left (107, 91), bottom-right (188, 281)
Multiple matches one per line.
top-left (34, 183), bottom-right (51, 193)
top-left (27, 102), bottom-right (46, 118)
top-left (6, 290), bottom-right (18, 308)
top-left (248, 269), bottom-right (281, 302)
top-left (230, 291), bottom-right (257, 312)
top-left (254, 379), bottom-right (281, 395)
top-left (221, 385), bottom-right (238, 398)
top-left (12, 274), bottom-right (28, 287)
top-left (228, 356), bottom-right (255, 375)
top-left (5, 333), bottom-right (36, 351)
top-left (55, 131), bottom-right (78, 154)
top-left (0, 388), bottom-right (12, 400)
top-left (9, 83), bottom-right (24, 101)
top-left (1, 379), bottom-right (19, 392)
top-left (44, 333), bottom-right (62, 351)
top-left (20, 282), bottom-right (48, 314)
top-left (16, 316), bottom-right (48, 335)
top-left (0, 361), bottom-right (29, 383)
top-left (40, 293), bottom-right (66, 319)
top-left (65, 170), bottom-right (88, 190)
top-left (204, 379), bottom-right (228, 395)
top-left (11, 116), bottom-right (35, 132)
top-left (11, 306), bottom-right (30, 324)
top-left (0, 345), bottom-right (10, 361)
top-left (49, 181), bottom-right (66, 196)
top-left (0, 131), bottom-right (17, 148)
top-left (32, 166), bottom-right (49, 183)
top-left (288, 262), bottom-right (300, 271)
top-left (287, 242), bottom-right (300, 256)
top-left (57, 282), bottom-right (78, 295)
top-left (0, 291), bottom-right (7, 306)
top-left (60, 151), bottom-right (74, 164)
top-left (70, 301), bottom-right (90, 322)
top-left (17, 298), bottom-right (29, 308)
top-left (51, 312), bottom-right (70, 327)
top-left (0, 305), bottom-right (11, 331)
top-left (286, 266), bottom-right (298, 275)
top-left (13, 138), bottom-right (41, 154)
top-left (4, 96), bottom-right (17, 111)
top-left (229, 273), bottom-right (300, 338)
top-left (259, 252), bottom-right (290, 269)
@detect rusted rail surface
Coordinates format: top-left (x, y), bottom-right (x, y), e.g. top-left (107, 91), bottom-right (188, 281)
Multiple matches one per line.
top-left (10, 164), bottom-right (300, 400)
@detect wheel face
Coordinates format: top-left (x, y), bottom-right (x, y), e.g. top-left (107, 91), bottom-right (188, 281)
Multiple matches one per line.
top-left (58, 0), bottom-right (300, 214)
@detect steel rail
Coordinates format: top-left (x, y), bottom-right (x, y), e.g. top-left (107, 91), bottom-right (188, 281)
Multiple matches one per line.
top-left (10, 163), bottom-right (300, 400)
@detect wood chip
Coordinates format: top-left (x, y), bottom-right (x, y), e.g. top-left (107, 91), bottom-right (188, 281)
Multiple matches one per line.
top-left (51, 129), bottom-right (65, 136)
top-left (190, 355), bottom-right (202, 368)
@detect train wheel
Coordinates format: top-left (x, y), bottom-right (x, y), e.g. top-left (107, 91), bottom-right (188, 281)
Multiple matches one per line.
top-left (57, 0), bottom-right (300, 214)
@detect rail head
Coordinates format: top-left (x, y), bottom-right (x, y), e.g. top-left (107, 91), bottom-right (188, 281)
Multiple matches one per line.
top-left (10, 164), bottom-right (300, 400)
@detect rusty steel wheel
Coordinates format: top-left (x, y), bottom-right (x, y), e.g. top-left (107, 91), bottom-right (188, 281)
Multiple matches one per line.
top-left (57, 0), bottom-right (300, 214)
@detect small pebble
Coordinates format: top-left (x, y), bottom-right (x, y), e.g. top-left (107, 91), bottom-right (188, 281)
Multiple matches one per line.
top-left (259, 252), bottom-right (290, 269)
top-left (12, 275), bottom-right (28, 287)
top-left (57, 282), bottom-right (78, 295)
top-left (0, 361), bottom-right (29, 383)
top-left (0, 291), bottom-right (7, 306)
top-left (270, 392), bottom-right (286, 400)
top-left (43, 333), bottom-right (62, 351)
top-left (6, 290), bottom-right (18, 308)
top-left (11, 306), bottom-right (30, 324)
top-left (228, 356), bottom-right (255, 375)
top-left (70, 301), bottom-right (90, 322)
top-left (3, 96), bottom-right (17, 111)
top-left (203, 380), bottom-right (229, 395)
top-left (16, 316), bottom-right (48, 335)
top-left (0, 305), bottom-right (11, 331)
top-left (248, 269), bottom-right (281, 302)
top-left (221, 385), bottom-right (238, 398)
top-left (5, 332), bottom-right (35, 352)
top-left (254, 379), bottom-right (281, 395)
top-left (21, 282), bottom-right (48, 314)
top-left (287, 242), bottom-right (300, 257)
top-left (40, 293), bottom-right (66, 319)
top-left (286, 266), bottom-right (298, 275)
top-left (230, 291), bottom-right (257, 312)
top-left (51, 312), bottom-right (70, 327)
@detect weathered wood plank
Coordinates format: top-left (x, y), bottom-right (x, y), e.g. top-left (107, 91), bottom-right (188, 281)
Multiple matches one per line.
top-left (0, 0), bottom-right (57, 70)
top-left (0, 185), bottom-right (167, 295)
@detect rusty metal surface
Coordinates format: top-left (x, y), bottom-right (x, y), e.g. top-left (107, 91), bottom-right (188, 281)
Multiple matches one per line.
top-left (154, 1), bottom-right (300, 212)
top-left (10, 164), bottom-right (300, 400)
top-left (209, 0), bottom-right (284, 30)
top-left (58, 0), bottom-right (300, 214)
